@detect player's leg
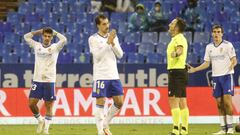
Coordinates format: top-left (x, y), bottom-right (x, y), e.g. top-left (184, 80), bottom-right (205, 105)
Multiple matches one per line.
top-left (179, 98), bottom-right (189, 135)
top-left (212, 77), bottom-right (227, 135)
top-left (103, 80), bottom-right (124, 135)
top-left (93, 80), bottom-right (109, 135)
top-left (29, 82), bottom-right (44, 133)
top-left (43, 83), bottom-right (56, 135)
top-left (96, 97), bottom-right (106, 135)
top-left (222, 74), bottom-right (234, 134)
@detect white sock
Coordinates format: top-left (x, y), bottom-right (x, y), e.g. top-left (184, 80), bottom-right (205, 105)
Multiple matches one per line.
top-left (34, 113), bottom-right (43, 122)
top-left (95, 105), bottom-right (105, 134)
top-left (44, 115), bottom-right (52, 131)
top-left (103, 104), bottom-right (120, 128)
top-left (226, 115), bottom-right (233, 129)
top-left (219, 116), bottom-right (227, 131)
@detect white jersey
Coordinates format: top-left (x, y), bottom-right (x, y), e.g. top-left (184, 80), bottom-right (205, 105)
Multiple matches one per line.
top-left (24, 32), bottom-right (67, 82)
top-left (89, 33), bottom-right (123, 81)
top-left (204, 40), bottom-right (236, 77)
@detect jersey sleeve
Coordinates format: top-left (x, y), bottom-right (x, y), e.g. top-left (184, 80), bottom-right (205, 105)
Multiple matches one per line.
top-left (111, 36), bottom-right (123, 59)
top-left (89, 36), bottom-right (109, 61)
top-left (55, 32), bottom-right (67, 51)
top-left (227, 42), bottom-right (236, 58)
top-left (174, 35), bottom-right (187, 49)
top-left (24, 32), bottom-right (38, 49)
top-left (204, 46), bottom-right (210, 61)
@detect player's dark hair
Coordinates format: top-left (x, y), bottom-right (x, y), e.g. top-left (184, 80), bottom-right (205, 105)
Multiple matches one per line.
top-left (43, 27), bottom-right (53, 35)
top-left (212, 24), bottom-right (224, 33)
top-left (95, 14), bottom-right (107, 26)
top-left (175, 17), bottom-right (186, 33)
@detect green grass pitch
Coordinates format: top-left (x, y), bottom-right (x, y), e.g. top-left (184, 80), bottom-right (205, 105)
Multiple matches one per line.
top-left (0, 124), bottom-right (240, 135)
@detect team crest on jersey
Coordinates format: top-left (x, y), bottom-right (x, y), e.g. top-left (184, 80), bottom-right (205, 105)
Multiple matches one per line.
top-left (220, 48), bottom-right (223, 53)
top-left (48, 48), bottom-right (52, 52)
top-left (96, 89), bottom-right (100, 94)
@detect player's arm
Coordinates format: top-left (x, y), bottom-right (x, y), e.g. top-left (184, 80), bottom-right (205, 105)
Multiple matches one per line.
top-left (228, 43), bottom-right (237, 71)
top-left (23, 29), bottom-right (42, 48)
top-left (229, 56), bottom-right (237, 71)
top-left (89, 36), bottom-right (109, 60)
top-left (188, 61), bottom-right (210, 73)
top-left (107, 29), bottom-right (123, 59)
top-left (54, 30), bottom-right (67, 51)
top-left (171, 45), bottom-right (183, 58)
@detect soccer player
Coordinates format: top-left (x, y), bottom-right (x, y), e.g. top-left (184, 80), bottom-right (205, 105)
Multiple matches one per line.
top-left (188, 25), bottom-right (237, 135)
top-left (167, 17), bottom-right (189, 135)
top-left (24, 27), bottom-right (67, 135)
top-left (88, 14), bottom-right (124, 135)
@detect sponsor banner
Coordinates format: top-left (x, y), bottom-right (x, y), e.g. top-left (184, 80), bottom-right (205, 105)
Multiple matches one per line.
top-left (1, 87), bottom-right (240, 117)
top-left (1, 64), bottom-right (240, 88)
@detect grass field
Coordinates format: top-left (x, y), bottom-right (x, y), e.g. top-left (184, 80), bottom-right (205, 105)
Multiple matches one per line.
top-left (0, 124), bottom-right (240, 135)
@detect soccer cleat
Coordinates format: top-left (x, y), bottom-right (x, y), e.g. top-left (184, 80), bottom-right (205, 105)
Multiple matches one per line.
top-left (43, 129), bottom-right (49, 135)
top-left (103, 128), bottom-right (112, 135)
top-left (212, 130), bottom-right (226, 135)
top-left (36, 120), bottom-right (44, 134)
top-left (227, 128), bottom-right (234, 134)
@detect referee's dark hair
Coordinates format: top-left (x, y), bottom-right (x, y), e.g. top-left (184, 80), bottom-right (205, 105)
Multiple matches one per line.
top-left (175, 17), bottom-right (186, 33)
top-left (212, 24), bottom-right (224, 33)
top-left (95, 14), bottom-right (107, 26)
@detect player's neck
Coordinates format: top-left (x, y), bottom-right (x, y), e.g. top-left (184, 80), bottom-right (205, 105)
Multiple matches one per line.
top-left (42, 43), bottom-right (51, 47)
top-left (98, 31), bottom-right (108, 37)
top-left (214, 39), bottom-right (223, 46)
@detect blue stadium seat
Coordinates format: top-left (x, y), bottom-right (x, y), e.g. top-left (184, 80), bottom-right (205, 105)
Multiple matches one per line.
top-left (156, 43), bottom-right (167, 54)
top-left (7, 12), bottom-right (24, 24)
top-left (25, 13), bottom-right (41, 22)
top-left (58, 52), bottom-right (73, 64)
top-left (142, 32), bottom-right (158, 43)
top-left (127, 53), bottom-right (144, 64)
top-left (4, 33), bottom-right (20, 44)
top-left (187, 52), bottom-right (198, 64)
top-left (146, 53), bottom-right (164, 64)
top-left (183, 32), bottom-right (193, 43)
top-left (138, 42), bottom-right (155, 56)
top-left (193, 32), bottom-right (210, 43)
top-left (2, 53), bottom-right (19, 63)
top-left (110, 13), bottom-right (128, 22)
top-left (0, 22), bottom-right (13, 32)
top-left (159, 32), bottom-right (171, 44)
top-left (124, 32), bottom-right (141, 43)
top-left (20, 53), bottom-right (34, 64)
top-left (121, 42), bottom-right (137, 52)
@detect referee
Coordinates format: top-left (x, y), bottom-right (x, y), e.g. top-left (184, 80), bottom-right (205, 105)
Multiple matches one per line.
top-left (167, 17), bottom-right (189, 135)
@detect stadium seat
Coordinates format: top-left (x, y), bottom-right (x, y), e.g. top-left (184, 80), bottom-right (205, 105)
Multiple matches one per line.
top-left (156, 43), bottom-right (167, 55)
top-left (2, 53), bottom-right (19, 64)
top-left (159, 32), bottom-right (171, 44)
top-left (142, 32), bottom-right (158, 43)
top-left (124, 32), bottom-right (141, 43)
top-left (138, 42), bottom-right (155, 56)
top-left (58, 52), bottom-right (73, 64)
top-left (193, 32), bottom-right (210, 43)
top-left (146, 53), bottom-right (164, 64)
top-left (121, 42), bottom-right (137, 53)
top-left (127, 53), bottom-right (144, 64)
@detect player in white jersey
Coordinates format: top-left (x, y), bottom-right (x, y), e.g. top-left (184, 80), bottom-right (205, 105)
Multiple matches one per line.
top-left (188, 25), bottom-right (237, 135)
top-left (88, 14), bottom-right (124, 135)
top-left (24, 27), bottom-right (67, 135)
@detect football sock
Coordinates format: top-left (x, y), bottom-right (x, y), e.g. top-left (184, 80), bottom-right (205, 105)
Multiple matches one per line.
top-left (103, 104), bottom-right (120, 128)
top-left (95, 105), bottom-right (105, 134)
top-left (181, 108), bottom-right (189, 134)
top-left (171, 108), bottom-right (180, 134)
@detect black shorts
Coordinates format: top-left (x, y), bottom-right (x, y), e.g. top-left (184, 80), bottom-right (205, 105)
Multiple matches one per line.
top-left (168, 69), bottom-right (188, 97)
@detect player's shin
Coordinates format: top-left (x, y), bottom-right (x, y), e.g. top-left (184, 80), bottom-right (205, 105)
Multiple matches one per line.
top-left (103, 104), bottom-right (121, 128)
top-left (95, 105), bottom-right (105, 135)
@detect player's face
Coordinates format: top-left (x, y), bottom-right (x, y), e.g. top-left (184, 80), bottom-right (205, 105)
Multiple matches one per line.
top-left (97, 18), bottom-right (110, 34)
top-left (42, 33), bottom-right (53, 45)
top-left (168, 19), bottom-right (178, 36)
top-left (212, 28), bottom-right (223, 42)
